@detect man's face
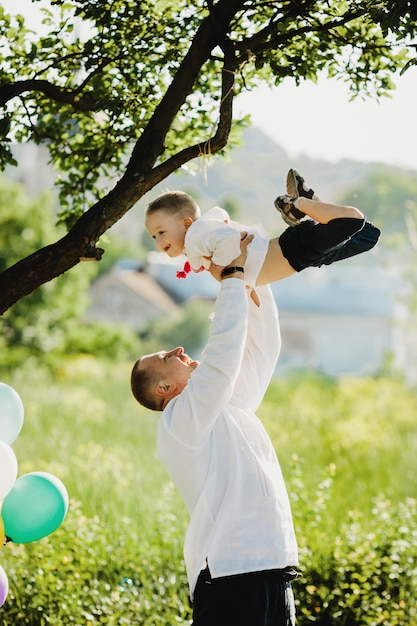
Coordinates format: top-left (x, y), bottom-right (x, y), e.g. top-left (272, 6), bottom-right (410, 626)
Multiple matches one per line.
top-left (141, 347), bottom-right (200, 396)
top-left (145, 211), bottom-right (190, 258)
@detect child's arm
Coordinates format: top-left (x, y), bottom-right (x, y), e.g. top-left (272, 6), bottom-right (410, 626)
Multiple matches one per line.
top-left (185, 220), bottom-right (241, 272)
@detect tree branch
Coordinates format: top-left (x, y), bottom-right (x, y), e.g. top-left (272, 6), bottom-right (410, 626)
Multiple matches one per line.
top-left (126, 0), bottom-right (247, 174)
top-left (235, 6), bottom-right (369, 59)
top-left (0, 80), bottom-right (97, 110)
top-left (149, 62), bottom-right (236, 183)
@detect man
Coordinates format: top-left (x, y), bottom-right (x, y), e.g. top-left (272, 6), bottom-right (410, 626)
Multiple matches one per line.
top-left (131, 234), bottom-right (300, 625)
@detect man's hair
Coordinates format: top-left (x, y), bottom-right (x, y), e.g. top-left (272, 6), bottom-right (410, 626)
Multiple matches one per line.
top-left (131, 358), bottom-right (163, 411)
top-left (145, 190), bottom-right (201, 221)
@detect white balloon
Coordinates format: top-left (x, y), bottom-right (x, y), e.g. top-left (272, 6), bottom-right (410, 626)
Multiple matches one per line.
top-left (0, 441), bottom-right (18, 500)
top-left (0, 564), bottom-right (8, 607)
top-left (0, 383), bottom-right (24, 444)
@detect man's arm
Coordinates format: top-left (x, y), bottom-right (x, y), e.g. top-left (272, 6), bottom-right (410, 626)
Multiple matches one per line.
top-left (232, 284), bottom-right (281, 412)
top-left (160, 240), bottom-right (251, 447)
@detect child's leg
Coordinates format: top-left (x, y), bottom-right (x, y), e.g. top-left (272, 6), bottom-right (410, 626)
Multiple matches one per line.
top-left (276, 194), bottom-right (364, 226)
top-left (297, 197), bottom-right (364, 223)
top-left (256, 219), bottom-right (380, 285)
top-left (278, 218), bottom-right (380, 272)
top-left (276, 168), bottom-right (364, 226)
top-left (258, 169), bottom-right (381, 281)
top-left (315, 220), bottom-right (381, 266)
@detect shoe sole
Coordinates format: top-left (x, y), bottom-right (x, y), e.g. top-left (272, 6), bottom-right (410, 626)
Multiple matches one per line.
top-left (274, 197), bottom-right (300, 227)
top-left (287, 168), bottom-right (316, 200)
top-left (286, 169), bottom-right (300, 199)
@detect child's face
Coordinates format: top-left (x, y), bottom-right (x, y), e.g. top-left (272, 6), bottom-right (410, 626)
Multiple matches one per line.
top-left (145, 210), bottom-right (191, 258)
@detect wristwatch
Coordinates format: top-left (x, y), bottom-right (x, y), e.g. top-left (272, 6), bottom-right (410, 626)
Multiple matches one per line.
top-left (221, 266), bottom-right (244, 278)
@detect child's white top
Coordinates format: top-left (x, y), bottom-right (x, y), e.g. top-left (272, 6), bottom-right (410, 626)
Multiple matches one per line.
top-left (184, 206), bottom-right (269, 288)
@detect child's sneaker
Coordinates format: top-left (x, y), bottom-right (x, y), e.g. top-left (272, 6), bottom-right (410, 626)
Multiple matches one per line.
top-left (274, 194), bottom-right (305, 227)
top-left (286, 169), bottom-right (320, 201)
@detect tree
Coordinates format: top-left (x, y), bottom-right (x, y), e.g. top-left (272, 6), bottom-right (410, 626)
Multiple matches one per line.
top-left (0, 0), bottom-right (416, 313)
top-left (0, 176), bottom-right (92, 360)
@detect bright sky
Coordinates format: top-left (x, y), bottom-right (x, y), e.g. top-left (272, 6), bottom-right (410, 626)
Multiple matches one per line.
top-left (236, 68), bottom-right (417, 171)
top-left (2, 0), bottom-right (416, 172)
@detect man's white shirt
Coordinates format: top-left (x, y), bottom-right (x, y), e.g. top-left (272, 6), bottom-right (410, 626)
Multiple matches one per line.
top-left (157, 279), bottom-right (298, 597)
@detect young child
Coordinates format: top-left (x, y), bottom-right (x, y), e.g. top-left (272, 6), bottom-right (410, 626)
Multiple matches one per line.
top-left (145, 169), bottom-right (380, 292)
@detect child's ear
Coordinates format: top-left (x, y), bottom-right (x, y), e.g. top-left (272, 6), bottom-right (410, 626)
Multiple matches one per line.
top-left (183, 216), bottom-right (193, 231)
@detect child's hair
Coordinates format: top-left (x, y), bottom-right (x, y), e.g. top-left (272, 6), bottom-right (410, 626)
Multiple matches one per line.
top-left (145, 190), bottom-right (201, 221)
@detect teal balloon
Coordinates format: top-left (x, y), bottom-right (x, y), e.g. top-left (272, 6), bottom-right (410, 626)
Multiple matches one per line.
top-left (2, 472), bottom-right (69, 543)
top-left (0, 382), bottom-right (24, 444)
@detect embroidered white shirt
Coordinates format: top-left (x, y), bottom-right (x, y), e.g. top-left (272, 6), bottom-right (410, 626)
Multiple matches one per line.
top-left (184, 206), bottom-right (269, 288)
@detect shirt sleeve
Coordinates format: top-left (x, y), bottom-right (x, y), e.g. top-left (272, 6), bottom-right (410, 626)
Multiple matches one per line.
top-left (185, 220), bottom-right (241, 270)
top-left (160, 279), bottom-right (248, 447)
top-left (231, 285), bottom-right (281, 412)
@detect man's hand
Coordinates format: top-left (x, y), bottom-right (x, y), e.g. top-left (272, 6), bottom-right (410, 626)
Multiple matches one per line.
top-left (209, 232), bottom-right (254, 282)
top-left (232, 232), bottom-right (253, 267)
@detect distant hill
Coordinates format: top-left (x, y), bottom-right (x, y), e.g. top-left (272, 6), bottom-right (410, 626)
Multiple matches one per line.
top-left (115, 125), bottom-right (409, 245)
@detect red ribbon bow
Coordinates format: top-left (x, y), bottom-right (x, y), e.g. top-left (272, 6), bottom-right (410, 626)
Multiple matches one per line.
top-left (176, 261), bottom-right (192, 279)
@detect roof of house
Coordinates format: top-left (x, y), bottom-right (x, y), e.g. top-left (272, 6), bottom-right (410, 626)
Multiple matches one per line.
top-left (119, 268), bottom-right (179, 314)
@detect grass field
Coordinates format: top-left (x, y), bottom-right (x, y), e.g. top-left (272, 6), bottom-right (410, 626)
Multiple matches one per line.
top-left (1, 358), bottom-right (416, 624)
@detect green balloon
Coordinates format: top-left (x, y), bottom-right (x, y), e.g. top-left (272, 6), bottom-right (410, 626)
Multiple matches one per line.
top-left (2, 472), bottom-right (69, 543)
